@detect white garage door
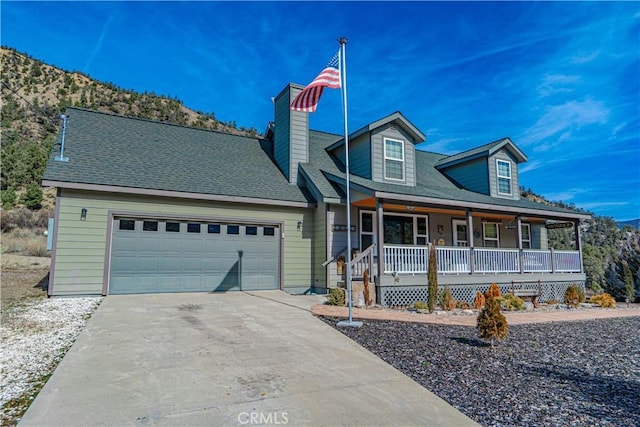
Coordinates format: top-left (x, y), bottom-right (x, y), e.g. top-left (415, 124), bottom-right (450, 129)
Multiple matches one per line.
top-left (109, 218), bottom-right (280, 294)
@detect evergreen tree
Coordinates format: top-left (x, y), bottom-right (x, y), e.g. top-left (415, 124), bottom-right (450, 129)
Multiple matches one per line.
top-left (20, 182), bottom-right (42, 210)
top-left (427, 243), bottom-right (438, 313)
top-left (477, 297), bottom-right (508, 347)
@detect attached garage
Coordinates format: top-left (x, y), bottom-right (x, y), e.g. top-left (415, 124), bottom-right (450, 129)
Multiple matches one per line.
top-left (108, 217), bottom-right (281, 294)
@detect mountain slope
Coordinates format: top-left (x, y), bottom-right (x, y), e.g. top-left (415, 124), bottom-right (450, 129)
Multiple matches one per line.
top-left (1, 46), bottom-right (258, 193)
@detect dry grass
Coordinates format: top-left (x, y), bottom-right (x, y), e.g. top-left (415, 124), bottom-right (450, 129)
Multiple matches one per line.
top-left (0, 228), bottom-right (49, 258)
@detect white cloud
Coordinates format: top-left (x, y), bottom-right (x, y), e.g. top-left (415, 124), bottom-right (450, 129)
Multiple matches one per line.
top-left (537, 74), bottom-right (581, 97)
top-left (519, 98), bottom-right (609, 148)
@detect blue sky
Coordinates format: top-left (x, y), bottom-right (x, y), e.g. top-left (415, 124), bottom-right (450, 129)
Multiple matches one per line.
top-left (2, 1), bottom-right (639, 221)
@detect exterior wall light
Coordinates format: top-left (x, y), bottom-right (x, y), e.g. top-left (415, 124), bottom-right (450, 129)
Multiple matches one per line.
top-left (81, 208), bottom-right (87, 221)
top-left (297, 221), bottom-right (303, 231)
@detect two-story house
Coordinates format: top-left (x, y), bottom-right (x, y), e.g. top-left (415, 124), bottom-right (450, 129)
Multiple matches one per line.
top-left (42, 83), bottom-right (589, 305)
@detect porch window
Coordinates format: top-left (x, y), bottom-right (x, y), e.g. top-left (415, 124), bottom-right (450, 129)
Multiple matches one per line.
top-left (496, 159), bottom-right (512, 195)
top-left (360, 211), bottom-right (375, 249)
top-left (521, 223), bottom-right (531, 249)
top-left (416, 217), bottom-right (428, 245)
top-left (483, 222), bottom-right (499, 247)
top-left (384, 138), bottom-right (404, 181)
top-left (452, 219), bottom-right (468, 246)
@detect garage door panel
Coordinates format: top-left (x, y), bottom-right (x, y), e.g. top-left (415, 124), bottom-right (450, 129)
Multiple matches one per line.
top-left (110, 218), bottom-right (280, 294)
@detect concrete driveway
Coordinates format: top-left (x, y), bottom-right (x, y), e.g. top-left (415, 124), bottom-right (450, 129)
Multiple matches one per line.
top-left (20, 291), bottom-right (476, 426)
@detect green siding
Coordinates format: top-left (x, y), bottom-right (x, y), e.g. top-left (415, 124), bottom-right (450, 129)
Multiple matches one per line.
top-left (50, 189), bottom-right (313, 296)
top-left (311, 202), bottom-right (328, 291)
top-left (334, 134), bottom-right (372, 179)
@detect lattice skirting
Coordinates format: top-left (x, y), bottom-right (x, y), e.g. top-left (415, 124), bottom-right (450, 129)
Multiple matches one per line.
top-left (379, 281), bottom-right (586, 307)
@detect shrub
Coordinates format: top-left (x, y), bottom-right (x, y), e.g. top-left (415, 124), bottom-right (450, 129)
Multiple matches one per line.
top-left (477, 297), bottom-right (508, 347)
top-left (0, 207), bottom-right (52, 232)
top-left (499, 293), bottom-right (525, 311)
top-left (590, 293), bottom-right (616, 308)
top-left (564, 285), bottom-right (585, 308)
top-left (546, 299), bottom-right (560, 305)
top-left (427, 243), bottom-right (438, 313)
top-left (326, 288), bottom-right (345, 306)
top-left (473, 291), bottom-right (486, 309)
top-left (485, 283), bottom-right (502, 299)
top-left (20, 182), bottom-right (43, 210)
top-left (414, 301), bottom-right (428, 310)
top-left (456, 301), bottom-right (471, 309)
top-left (1, 187), bottom-right (17, 209)
top-left (439, 286), bottom-right (455, 311)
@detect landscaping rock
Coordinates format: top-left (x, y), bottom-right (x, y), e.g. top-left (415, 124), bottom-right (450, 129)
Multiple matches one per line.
top-left (323, 316), bottom-right (640, 427)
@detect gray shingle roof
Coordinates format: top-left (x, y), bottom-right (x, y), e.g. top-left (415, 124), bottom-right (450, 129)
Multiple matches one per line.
top-left (43, 108), bottom-right (311, 204)
top-left (435, 137), bottom-right (527, 168)
top-left (305, 131), bottom-right (584, 217)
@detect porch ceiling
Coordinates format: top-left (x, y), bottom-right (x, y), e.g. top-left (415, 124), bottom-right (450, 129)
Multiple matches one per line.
top-left (351, 198), bottom-right (555, 222)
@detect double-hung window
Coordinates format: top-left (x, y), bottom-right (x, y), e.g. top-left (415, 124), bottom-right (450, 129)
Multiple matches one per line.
top-left (483, 222), bottom-right (500, 248)
top-left (384, 138), bottom-right (404, 181)
top-left (496, 159), bottom-right (512, 195)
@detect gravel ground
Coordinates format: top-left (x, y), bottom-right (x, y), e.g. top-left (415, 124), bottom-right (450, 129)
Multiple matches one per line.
top-left (323, 316), bottom-right (640, 427)
top-left (1, 296), bottom-right (102, 425)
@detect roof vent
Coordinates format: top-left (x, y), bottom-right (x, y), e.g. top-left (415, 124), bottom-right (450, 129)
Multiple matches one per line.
top-left (54, 114), bottom-right (69, 162)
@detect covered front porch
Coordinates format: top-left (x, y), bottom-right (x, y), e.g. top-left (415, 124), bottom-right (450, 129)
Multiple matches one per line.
top-left (328, 194), bottom-right (589, 306)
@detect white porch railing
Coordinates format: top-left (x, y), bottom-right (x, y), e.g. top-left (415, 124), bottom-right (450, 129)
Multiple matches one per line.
top-left (522, 249), bottom-right (552, 273)
top-left (437, 247), bottom-right (471, 273)
top-left (383, 245), bottom-right (429, 274)
top-left (351, 244), bottom-right (376, 278)
top-left (474, 248), bottom-right (520, 273)
top-left (554, 250), bottom-right (582, 272)
top-left (382, 245), bottom-right (582, 275)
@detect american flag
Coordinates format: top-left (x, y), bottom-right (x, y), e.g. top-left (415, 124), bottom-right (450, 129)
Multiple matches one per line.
top-left (290, 50), bottom-right (341, 112)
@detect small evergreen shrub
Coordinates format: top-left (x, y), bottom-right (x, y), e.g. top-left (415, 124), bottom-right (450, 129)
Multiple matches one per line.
top-left (20, 182), bottom-right (43, 210)
top-left (564, 285), bottom-right (585, 307)
top-left (473, 291), bottom-right (486, 309)
top-left (326, 288), bottom-right (345, 306)
top-left (477, 297), bottom-right (508, 347)
top-left (1, 187), bottom-right (17, 209)
top-left (485, 283), bottom-right (502, 299)
top-left (498, 294), bottom-right (525, 311)
top-left (439, 286), bottom-right (455, 311)
top-left (590, 293), bottom-right (616, 308)
top-left (414, 301), bottom-right (428, 310)
top-left (427, 244), bottom-right (438, 313)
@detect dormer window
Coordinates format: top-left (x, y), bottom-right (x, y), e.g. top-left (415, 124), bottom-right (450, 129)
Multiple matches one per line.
top-left (496, 159), bottom-right (512, 195)
top-left (384, 138), bottom-right (405, 181)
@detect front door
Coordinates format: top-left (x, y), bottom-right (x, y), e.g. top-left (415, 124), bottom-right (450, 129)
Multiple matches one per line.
top-left (452, 219), bottom-right (469, 247)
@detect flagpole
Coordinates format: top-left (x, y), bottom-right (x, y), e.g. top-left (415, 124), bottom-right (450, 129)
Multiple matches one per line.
top-left (337, 37), bottom-right (362, 329)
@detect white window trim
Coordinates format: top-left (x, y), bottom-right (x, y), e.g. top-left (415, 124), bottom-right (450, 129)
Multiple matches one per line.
top-left (521, 223), bottom-right (531, 249)
top-left (383, 138), bottom-right (405, 182)
top-left (452, 219), bottom-right (469, 247)
top-left (496, 159), bottom-right (512, 195)
top-left (483, 222), bottom-right (500, 247)
top-left (359, 210), bottom-right (376, 250)
top-left (359, 211), bottom-right (429, 246)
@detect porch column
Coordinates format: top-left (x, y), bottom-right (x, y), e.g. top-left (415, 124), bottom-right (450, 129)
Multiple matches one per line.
top-left (574, 220), bottom-right (583, 273)
top-left (516, 216), bottom-right (523, 273)
top-left (376, 199), bottom-right (384, 279)
top-left (466, 210), bottom-right (475, 274)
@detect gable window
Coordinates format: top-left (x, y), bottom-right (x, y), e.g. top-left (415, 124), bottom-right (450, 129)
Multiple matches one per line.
top-left (483, 222), bottom-right (499, 247)
top-left (496, 159), bottom-right (512, 195)
top-left (521, 223), bottom-right (531, 249)
top-left (384, 138), bottom-right (405, 181)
